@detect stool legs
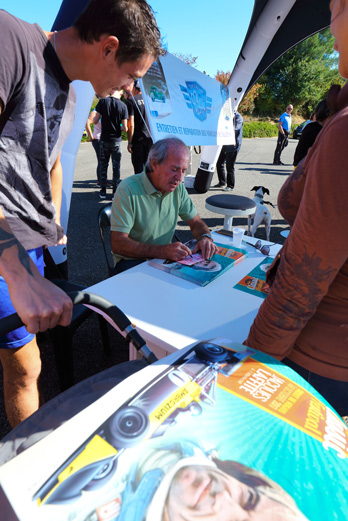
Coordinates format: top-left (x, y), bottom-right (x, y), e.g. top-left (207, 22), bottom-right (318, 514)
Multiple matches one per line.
top-left (247, 216), bottom-right (252, 236)
top-left (223, 215), bottom-right (234, 231)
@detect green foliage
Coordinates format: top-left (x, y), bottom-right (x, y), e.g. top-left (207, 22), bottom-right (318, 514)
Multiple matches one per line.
top-left (91, 96), bottom-right (99, 111)
top-left (255, 29), bottom-right (345, 118)
top-left (239, 84), bottom-right (262, 115)
top-left (242, 121), bottom-right (279, 138)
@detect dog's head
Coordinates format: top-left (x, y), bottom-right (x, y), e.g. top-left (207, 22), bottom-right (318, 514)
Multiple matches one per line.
top-left (251, 186), bottom-right (270, 197)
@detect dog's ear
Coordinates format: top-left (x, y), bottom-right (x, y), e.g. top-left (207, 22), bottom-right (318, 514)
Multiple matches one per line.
top-left (251, 186), bottom-right (259, 192)
top-left (263, 188), bottom-right (270, 196)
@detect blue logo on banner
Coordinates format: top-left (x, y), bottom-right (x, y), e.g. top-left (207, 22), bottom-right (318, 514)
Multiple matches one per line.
top-left (180, 81), bottom-right (212, 122)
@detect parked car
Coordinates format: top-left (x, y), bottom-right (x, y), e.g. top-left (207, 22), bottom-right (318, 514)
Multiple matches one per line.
top-left (292, 120), bottom-right (311, 139)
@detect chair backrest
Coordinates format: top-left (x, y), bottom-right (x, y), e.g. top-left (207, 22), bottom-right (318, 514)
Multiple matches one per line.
top-left (98, 203), bottom-right (115, 277)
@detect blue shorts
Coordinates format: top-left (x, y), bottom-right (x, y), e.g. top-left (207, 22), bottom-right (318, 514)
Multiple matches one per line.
top-left (0, 247), bottom-right (44, 349)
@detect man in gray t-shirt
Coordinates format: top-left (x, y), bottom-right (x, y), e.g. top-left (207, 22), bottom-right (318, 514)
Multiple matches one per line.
top-left (0, 1), bottom-right (162, 428)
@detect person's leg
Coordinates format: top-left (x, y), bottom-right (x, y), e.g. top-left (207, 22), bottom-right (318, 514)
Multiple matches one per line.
top-left (92, 139), bottom-right (101, 183)
top-left (225, 149), bottom-right (238, 189)
top-left (273, 132), bottom-right (283, 164)
top-left (215, 148), bottom-right (226, 185)
top-left (273, 132), bottom-right (285, 164)
top-left (99, 141), bottom-right (111, 193)
top-left (278, 131), bottom-right (288, 162)
top-left (131, 142), bottom-right (146, 174)
top-left (0, 247), bottom-right (44, 427)
top-left (111, 142), bottom-right (122, 191)
top-left (0, 338), bottom-right (41, 427)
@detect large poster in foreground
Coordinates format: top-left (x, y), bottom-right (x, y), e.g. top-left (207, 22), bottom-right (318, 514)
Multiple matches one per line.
top-left (141, 53), bottom-right (235, 146)
top-left (0, 339), bottom-right (347, 520)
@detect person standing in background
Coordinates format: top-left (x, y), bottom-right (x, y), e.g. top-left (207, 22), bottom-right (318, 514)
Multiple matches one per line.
top-left (293, 98), bottom-right (332, 167)
top-left (214, 112), bottom-right (244, 190)
top-left (94, 91), bottom-right (129, 199)
top-left (86, 108), bottom-right (102, 186)
top-left (273, 104), bottom-right (293, 165)
top-left (127, 80), bottom-right (153, 174)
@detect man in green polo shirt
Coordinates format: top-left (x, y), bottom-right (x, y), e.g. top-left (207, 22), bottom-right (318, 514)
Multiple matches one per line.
top-left (111, 138), bottom-right (217, 274)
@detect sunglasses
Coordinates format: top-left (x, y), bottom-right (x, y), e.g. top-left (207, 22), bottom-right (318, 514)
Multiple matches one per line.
top-left (243, 239), bottom-right (271, 256)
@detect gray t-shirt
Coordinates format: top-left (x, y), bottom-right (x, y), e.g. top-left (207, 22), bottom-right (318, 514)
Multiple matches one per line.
top-left (0, 10), bottom-right (76, 249)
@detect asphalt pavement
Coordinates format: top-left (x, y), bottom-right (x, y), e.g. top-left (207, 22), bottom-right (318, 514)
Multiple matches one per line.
top-left (0, 136), bottom-right (297, 439)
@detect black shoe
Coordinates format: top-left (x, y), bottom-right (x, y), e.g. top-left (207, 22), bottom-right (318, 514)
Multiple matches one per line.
top-left (99, 189), bottom-right (106, 199)
top-left (106, 181), bottom-right (113, 188)
top-left (279, 161), bottom-right (285, 165)
top-left (214, 182), bottom-right (226, 188)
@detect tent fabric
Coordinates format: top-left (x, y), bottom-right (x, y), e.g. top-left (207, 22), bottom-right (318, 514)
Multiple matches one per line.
top-left (236, 0), bottom-right (332, 94)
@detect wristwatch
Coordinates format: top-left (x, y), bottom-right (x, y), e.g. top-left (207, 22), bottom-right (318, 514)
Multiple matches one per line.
top-left (199, 233), bottom-right (213, 242)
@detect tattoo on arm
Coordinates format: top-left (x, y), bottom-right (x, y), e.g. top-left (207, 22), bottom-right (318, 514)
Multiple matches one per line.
top-left (0, 227), bottom-right (34, 275)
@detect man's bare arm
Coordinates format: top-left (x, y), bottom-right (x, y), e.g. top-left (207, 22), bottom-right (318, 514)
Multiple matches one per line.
top-left (111, 231), bottom-right (192, 262)
top-left (50, 153), bottom-right (67, 245)
top-left (85, 111), bottom-right (100, 141)
top-left (127, 115), bottom-right (134, 153)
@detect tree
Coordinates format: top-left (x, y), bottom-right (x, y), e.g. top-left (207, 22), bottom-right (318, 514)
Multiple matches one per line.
top-left (239, 83), bottom-right (262, 115)
top-left (255, 28), bottom-right (344, 117)
top-left (173, 53), bottom-right (198, 67)
top-left (215, 70), bottom-right (231, 85)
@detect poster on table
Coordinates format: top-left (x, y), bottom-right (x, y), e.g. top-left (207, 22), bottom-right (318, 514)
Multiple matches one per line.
top-left (0, 339), bottom-right (347, 521)
top-left (140, 53), bottom-right (235, 146)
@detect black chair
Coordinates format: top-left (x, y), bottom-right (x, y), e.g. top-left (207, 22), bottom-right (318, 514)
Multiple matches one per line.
top-left (98, 203), bottom-right (115, 277)
top-left (43, 249), bottom-right (110, 391)
top-left (98, 202), bottom-right (181, 275)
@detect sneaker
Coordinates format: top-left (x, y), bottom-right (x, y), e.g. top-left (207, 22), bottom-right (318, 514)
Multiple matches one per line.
top-left (224, 186), bottom-right (233, 191)
top-left (95, 181), bottom-right (100, 187)
top-left (214, 182), bottom-right (226, 188)
top-left (106, 181), bottom-right (113, 188)
top-left (99, 189), bottom-right (106, 199)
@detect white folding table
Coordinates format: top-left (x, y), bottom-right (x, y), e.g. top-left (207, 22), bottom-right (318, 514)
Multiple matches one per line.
top-left (87, 233), bottom-right (281, 360)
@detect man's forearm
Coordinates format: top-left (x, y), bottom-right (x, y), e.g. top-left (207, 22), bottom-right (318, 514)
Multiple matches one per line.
top-left (0, 213), bottom-right (34, 278)
top-left (85, 121), bottom-right (94, 141)
top-left (190, 220), bottom-right (211, 242)
top-left (112, 233), bottom-right (168, 260)
top-left (127, 119), bottom-right (134, 148)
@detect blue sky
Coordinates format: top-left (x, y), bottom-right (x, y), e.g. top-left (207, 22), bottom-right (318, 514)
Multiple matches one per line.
top-left (0, 0), bottom-right (254, 78)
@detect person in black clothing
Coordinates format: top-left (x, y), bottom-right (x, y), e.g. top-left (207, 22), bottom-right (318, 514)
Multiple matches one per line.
top-left (293, 99), bottom-right (332, 167)
top-left (127, 80), bottom-right (153, 174)
top-left (214, 112), bottom-right (244, 190)
top-left (94, 91), bottom-right (129, 198)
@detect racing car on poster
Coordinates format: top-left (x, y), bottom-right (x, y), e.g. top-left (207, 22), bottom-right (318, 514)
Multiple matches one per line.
top-left (34, 341), bottom-right (254, 506)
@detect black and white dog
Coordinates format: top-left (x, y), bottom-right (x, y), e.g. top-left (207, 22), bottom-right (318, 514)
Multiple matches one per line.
top-left (249, 186), bottom-right (275, 241)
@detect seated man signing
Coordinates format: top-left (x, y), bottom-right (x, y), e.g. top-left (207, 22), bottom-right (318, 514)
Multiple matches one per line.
top-left (111, 137), bottom-right (218, 274)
